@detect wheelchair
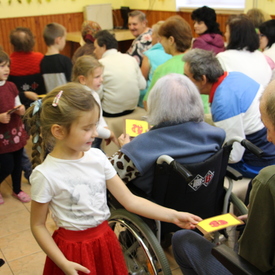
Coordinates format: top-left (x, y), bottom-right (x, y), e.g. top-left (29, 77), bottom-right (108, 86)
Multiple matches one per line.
top-left (108, 137), bottom-right (263, 275)
top-left (212, 244), bottom-right (265, 275)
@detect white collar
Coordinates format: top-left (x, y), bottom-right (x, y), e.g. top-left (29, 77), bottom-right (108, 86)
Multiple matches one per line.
top-left (101, 49), bottom-right (118, 59)
top-left (0, 80), bottom-right (5, 86)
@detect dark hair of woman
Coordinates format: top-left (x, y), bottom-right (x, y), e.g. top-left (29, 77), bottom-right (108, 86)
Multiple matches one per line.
top-left (226, 14), bottom-right (259, 52)
top-left (191, 6), bottom-right (222, 35)
top-left (259, 19), bottom-right (275, 48)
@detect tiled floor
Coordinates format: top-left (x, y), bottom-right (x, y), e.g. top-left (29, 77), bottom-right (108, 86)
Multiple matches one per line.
top-left (0, 174), bottom-right (57, 275)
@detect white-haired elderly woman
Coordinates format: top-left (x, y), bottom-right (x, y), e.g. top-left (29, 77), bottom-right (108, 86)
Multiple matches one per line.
top-left (109, 73), bottom-right (226, 196)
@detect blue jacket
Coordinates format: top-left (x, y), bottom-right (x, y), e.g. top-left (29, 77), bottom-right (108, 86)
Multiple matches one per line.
top-left (122, 121), bottom-right (225, 195)
top-left (212, 72), bottom-right (275, 166)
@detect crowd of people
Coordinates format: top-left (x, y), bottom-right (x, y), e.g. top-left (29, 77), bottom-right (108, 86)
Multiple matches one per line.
top-left (1, 6), bottom-right (275, 275)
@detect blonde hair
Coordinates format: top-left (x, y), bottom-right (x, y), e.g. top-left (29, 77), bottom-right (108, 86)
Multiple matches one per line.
top-left (246, 8), bottom-right (272, 28)
top-left (152, 21), bottom-right (165, 36)
top-left (24, 82), bottom-right (99, 167)
top-left (71, 55), bottom-right (103, 82)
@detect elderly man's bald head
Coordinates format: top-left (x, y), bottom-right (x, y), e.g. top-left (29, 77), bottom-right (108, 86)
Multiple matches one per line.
top-left (260, 80), bottom-right (275, 144)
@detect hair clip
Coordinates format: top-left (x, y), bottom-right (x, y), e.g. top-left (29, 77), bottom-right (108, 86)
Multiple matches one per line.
top-left (52, 90), bottom-right (63, 107)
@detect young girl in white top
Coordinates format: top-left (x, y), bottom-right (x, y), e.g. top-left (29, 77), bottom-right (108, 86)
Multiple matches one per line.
top-left (72, 55), bottom-right (117, 149)
top-left (25, 83), bottom-right (201, 275)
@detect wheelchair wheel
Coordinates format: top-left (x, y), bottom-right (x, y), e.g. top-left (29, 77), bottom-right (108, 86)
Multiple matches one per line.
top-left (108, 209), bottom-right (172, 275)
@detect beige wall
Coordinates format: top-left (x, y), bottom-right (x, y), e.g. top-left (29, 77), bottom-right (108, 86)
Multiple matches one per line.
top-left (0, 0), bottom-right (123, 19)
top-left (0, 0), bottom-right (177, 19)
top-left (245, 0), bottom-right (275, 13)
top-left (123, 0), bottom-right (176, 11)
top-left (0, 0), bottom-right (274, 19)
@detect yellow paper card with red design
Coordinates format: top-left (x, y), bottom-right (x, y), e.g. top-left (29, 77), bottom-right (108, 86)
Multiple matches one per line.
top-left (125, 119), bottom-right (149, 137)
top-left (196, 213), bottom-right (244, 235)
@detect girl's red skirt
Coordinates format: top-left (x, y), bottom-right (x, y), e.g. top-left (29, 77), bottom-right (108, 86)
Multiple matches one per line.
top-left (43, 221), bottom-right (128, 275)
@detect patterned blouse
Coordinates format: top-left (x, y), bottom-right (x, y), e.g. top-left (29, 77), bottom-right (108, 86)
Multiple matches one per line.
top-left (108, 150), bottom-right (140, 183)
top-left (127, 29), bottom-right (153, 67)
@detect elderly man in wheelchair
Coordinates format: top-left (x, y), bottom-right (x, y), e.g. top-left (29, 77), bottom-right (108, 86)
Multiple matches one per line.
top-left (108, 74), bottom-right (275, 275)
top-left (171, 81), bottom-right (275, 275)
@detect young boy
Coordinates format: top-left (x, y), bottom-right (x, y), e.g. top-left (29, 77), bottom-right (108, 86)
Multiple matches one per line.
top-left (40, 22), bottom-right (73, 93)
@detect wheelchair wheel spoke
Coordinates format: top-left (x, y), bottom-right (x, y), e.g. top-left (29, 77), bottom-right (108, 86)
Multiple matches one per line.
top-left (109, 209), bottom-right (172, 275)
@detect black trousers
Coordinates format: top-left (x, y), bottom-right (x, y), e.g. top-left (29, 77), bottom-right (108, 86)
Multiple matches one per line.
top-left (0, 148), bottom-right (23, 194)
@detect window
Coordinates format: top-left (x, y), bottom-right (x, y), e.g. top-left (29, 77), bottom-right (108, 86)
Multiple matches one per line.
top-left (176, 0), bottom-right (245, 10)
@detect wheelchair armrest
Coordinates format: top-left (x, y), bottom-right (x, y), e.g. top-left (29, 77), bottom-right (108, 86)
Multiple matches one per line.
top-left (211, 244), bottom-right (264, 275)
top-left (226, 165), bottom-right (243, 181)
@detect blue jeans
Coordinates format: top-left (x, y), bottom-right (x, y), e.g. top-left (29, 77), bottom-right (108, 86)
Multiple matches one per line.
top-left (172, 230), bottom-right (232, 275)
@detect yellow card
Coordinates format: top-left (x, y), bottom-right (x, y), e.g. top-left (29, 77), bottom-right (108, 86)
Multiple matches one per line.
top-left (125, 119), bottom-right (149, 137)
top-left (196, 213), bottom-right (244, 235)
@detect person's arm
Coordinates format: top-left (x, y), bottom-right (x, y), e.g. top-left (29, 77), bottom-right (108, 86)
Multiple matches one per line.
top-left (106, 132), bottom-right (139, 182)
top-left (192, 38), bottom-right (206, 50)
top-left (97, 126), bottom-right (119, 146)
top-left (143, 66), bottom-right (162, 110)
top-left (64, 58), bottom-right (73, 82)
top-left (0, 112), bottom-right (11, 124)
top-left (31, 201), bottom-right (90, 275)
top-left (109, 150), bottom-right (140, 183)
top-left (104, 128), bottom-right (119, 146)
top-left (214, 116), bottom-right (246, 163)
top-left (141, 55), bottom-right (151, 80)
top-left (238, 169), bottom-right (275, 272)
top-left (136, 63), bottom-right (146, 90)
top-left (24, 91), bottom-right (38, 101)
top-left (107, 174), bottom-right (202, 229)
top-left (14, 104), bottom-right (25, 116)
top-left (12, 95), bottom-right (25, 116)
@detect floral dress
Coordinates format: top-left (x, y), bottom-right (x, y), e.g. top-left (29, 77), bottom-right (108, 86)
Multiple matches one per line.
top-left (0, 81), bottom-right (27, 154)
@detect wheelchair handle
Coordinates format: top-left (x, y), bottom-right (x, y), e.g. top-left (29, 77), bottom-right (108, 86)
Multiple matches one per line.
top-left (172, 161), bottom-right (194, 183)
top-left (157, 155), bottom-right (174, 165)
top-left (241, 139), bottom-right (264, 158)
top-left (157, 155), bottom-right (193, 183)
top-left (225, 137), bottom-right (264, 158)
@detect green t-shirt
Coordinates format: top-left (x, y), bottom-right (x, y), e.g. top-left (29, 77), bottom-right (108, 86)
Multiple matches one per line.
top-left (143, 54), bottom-right (209, 114)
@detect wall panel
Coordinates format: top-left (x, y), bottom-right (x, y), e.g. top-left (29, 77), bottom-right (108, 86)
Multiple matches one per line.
top-left (0, 12), bottom-right (83, 56)
top-left (1, 10), bottom-right (259, 57)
